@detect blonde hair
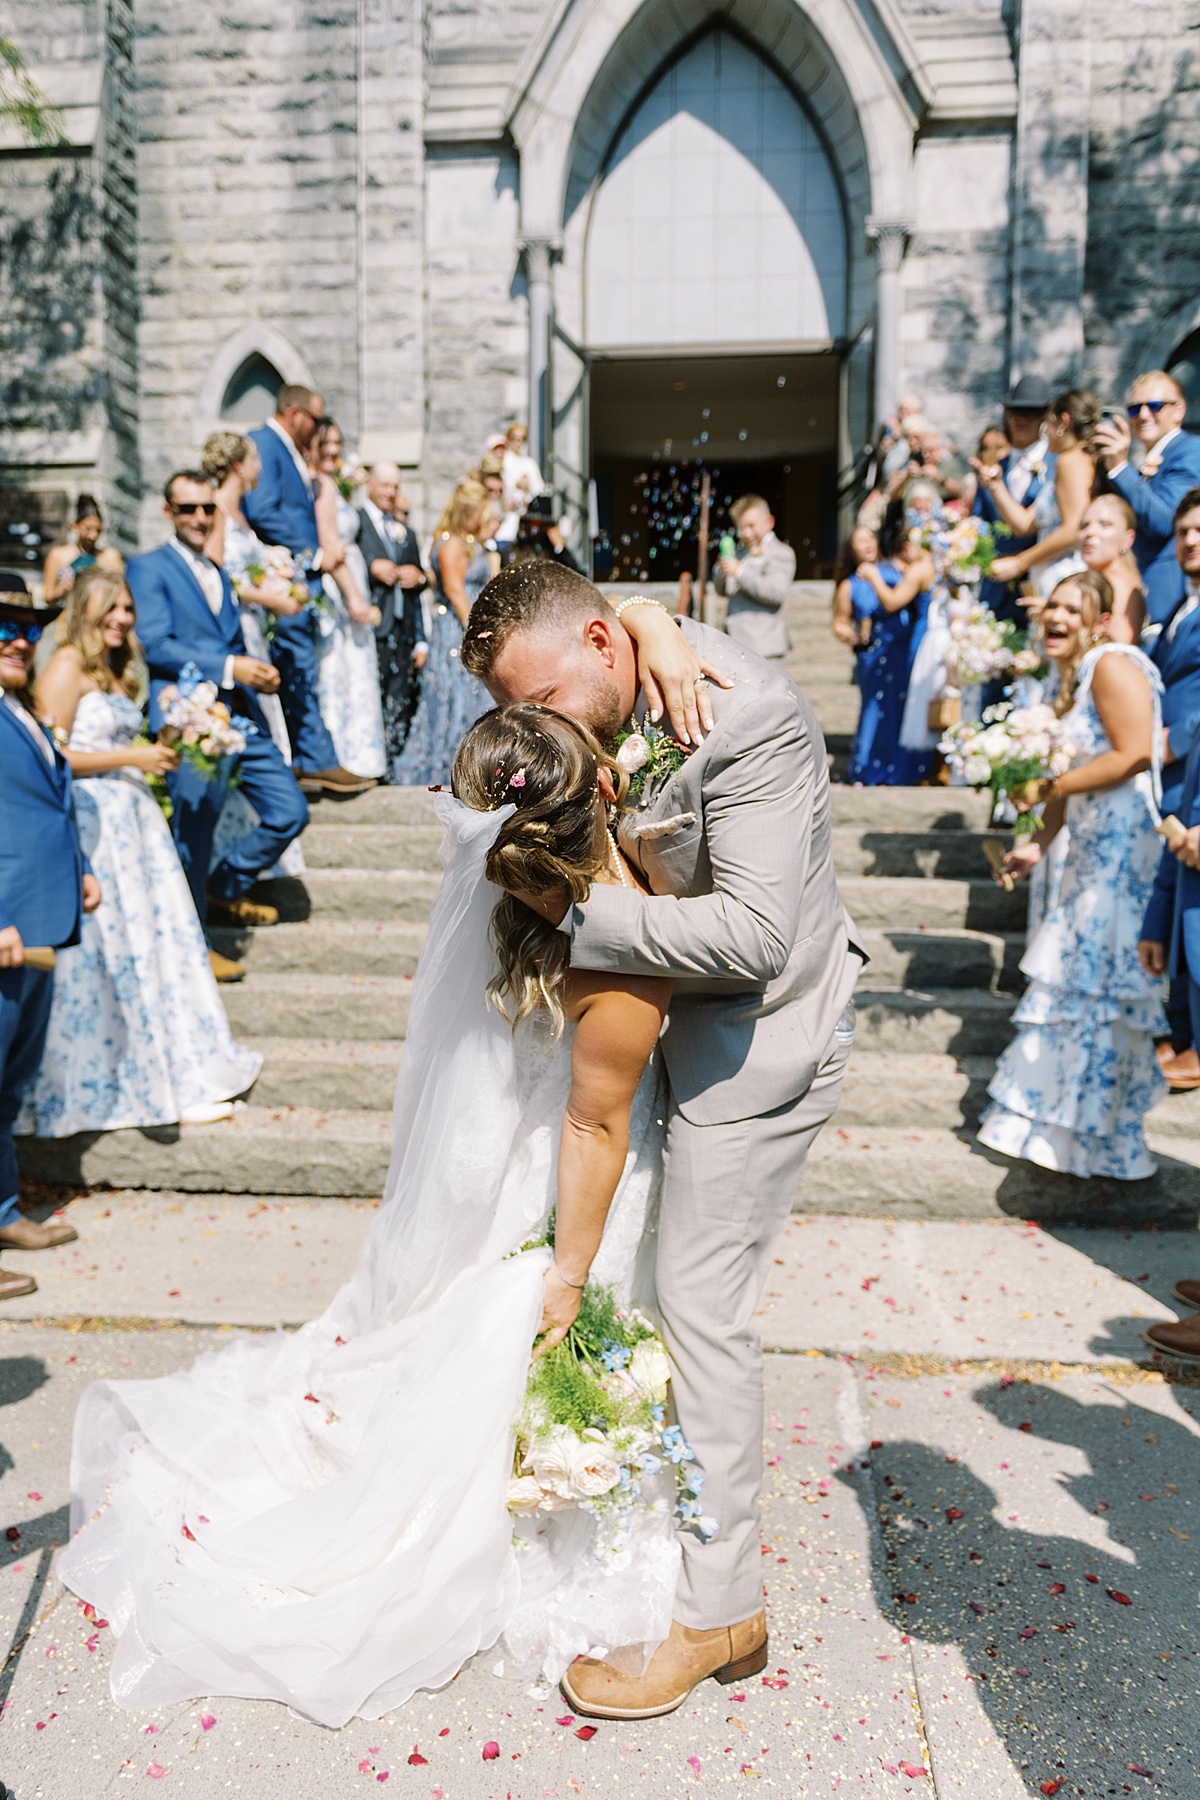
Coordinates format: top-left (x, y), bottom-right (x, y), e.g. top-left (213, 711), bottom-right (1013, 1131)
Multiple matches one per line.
top-left (58, 567), bottom-right (144, 700)
top-left (1038, 571), bottom-right (1113, 716)
top-left (201, 430), bottom-right (253, 486)
top-left (435, 477), bottom-right (489, 541)
top-left (451, 704), bottom-right (625, 1034)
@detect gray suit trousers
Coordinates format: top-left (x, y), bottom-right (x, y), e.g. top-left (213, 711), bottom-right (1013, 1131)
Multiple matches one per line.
top-left (656, 1026), bottom-right (850, 1629)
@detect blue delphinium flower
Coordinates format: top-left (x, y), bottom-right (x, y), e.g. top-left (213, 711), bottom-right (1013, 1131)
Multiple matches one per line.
top-left (600, 1343), bottom-right (632, 1373)
top-left (661, 1425), bottom-right (695, 1464)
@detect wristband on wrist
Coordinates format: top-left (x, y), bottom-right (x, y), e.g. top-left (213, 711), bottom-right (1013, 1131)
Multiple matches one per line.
top-left (552, 1257), bottom-right (587, 1290)
top-left (612, 595), bottom-right (672, 623)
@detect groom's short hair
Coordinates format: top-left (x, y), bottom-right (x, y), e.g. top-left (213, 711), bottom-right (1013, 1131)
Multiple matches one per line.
top-left (461, 562), bottom-right (616, 680)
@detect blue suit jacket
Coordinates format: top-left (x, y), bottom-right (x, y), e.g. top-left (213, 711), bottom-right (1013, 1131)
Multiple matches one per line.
top-left (0, 700), bottom-right (86, 947)
top-left (1110, 431), bottom-right (1200, 625)
top-left (243, 425), bottom-right (320, 563)
top-left (1143, 718), bottom-right (1200, 981)
top-left (1151, 591), bottom-right (1200, 782)
top-left (974, 450), bottom-right (1054, 620)
top-left (127, 542), bottom-right (267, 736)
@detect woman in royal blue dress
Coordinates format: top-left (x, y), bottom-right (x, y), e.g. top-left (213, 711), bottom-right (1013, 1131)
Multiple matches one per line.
top-left (844, 507), bottom-right (935, 785)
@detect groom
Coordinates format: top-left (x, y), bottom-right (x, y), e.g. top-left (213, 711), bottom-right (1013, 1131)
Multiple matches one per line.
top-left (462, 563), bottom-right (864, 1718)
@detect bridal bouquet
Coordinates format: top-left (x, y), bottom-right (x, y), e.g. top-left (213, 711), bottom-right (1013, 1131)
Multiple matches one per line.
top-left (944, 602), bottom-right (1029, 690)
top-left (508, 1280), bottom-right (715, 1544)
top-left (157, 662), bottom-right (247, 780)
top-left (917, 515), bottom-right (1010, 587)
top-left (235, 543), bottom-right (309, 605)
top-left (939, 701), bottom-right (1075, 836)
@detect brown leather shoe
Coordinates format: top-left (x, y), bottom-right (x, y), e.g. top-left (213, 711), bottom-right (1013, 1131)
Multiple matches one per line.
top-left (208, 949), bottom-right (246, 983)
top-left (1155, 1039), bottom-right (1179, 1074)
top-left (0, 1268), bottom-right (37, 1302)
top-left (561, 1612), bottom-right (768, 1720)
top-left (1145, 1315), bottom-right (1200, 1363)
top-left (1161, 1048), bottom-right (1200, 1092)
top-left (297, 766), bottom-right (377, 795)
top-left (0, 1216), bottom-right (78, 1251)
top-left (207, 892), bottom-right (279, 928)
top-left (1173, 1280), bottom-right (1200, 1309)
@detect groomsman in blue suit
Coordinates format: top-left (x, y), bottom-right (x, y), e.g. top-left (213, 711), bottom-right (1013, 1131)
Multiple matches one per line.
top-left (128, 472), bottom-right (310, 964)
top-left (1144, 488), bottom-right (1200, 1080)
top-left (973, 374), bottom-right (1054, 625)
top-left (1093, 370), bottom-right (1200, 626)
top-left (0, 577), bottom-right (93, 1298)
top-left (242, 384), bottom-right (374, 795)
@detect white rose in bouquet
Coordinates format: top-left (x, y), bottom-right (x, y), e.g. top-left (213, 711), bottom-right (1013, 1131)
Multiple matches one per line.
top-left (963, 753), bottom-right (992, 786)
top-left (628, 1339), bottom-right (670, 1405)
top-left (616, 732), bottom-right (651, 774)
top-left (528, 1426), bottom-right (581, 1497)
top-left (506, 1475), bottom-right (547, 1514)
top-left (570, 1431), bottom-right (622, 1498)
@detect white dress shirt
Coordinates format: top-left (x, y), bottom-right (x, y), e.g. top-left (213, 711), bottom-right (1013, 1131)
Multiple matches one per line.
top-left (361, 497), bottom-right (398, 557)
top-left (169, 538), bottom-right (236, 689)
top-left (1007, 436), bottom-right (1050, 503)
top-left (1167, 578), bottom-right (1200, 646)
top-left (1108, 425), bottom-right (1180, 484)
top-left (3, 690), bottom-right (55, 766)
top-left (266, 416), bottom-right (315, 495)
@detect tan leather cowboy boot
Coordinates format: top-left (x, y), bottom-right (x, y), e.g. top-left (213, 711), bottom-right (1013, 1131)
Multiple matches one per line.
top-left (561, 1612), bottom-right (768, 1720)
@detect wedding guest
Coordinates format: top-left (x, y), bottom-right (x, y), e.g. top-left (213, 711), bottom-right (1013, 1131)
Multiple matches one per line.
top-left (242, 385), bottom-right (371, 795)
top-left (27, 570), bottom-right (262, 1132)
top-left (831, 526), bottom-right (880, 650)
top-left (713, 495), bottom-right (796, 662)
top-left (877, 394), bottom-right (926, 486)
top-left (0, 575), bottom-right (95, 1293)
top-left (128, 471), bottom-right (309, 947)
top-left (974, 389), bottom-right (1099, 601)
top-left (1139, 717), bottom-right (1200, 1104)
top-left (975, 424), bottom-right (1011, 470)
top-left (310, 420), bottom-right (386, 782)
top-left (1078, 494), bottom-right (1145, 643)
top-left (499, 423), bottom-right (544, 544)
top-left (1093, 370), bottom-right (1200, 625)
top-left (392, 479), bottom-right (493, 786)
top-left (979, 571), bottom-right (1166, 1178)
top-left (358, 462), bottom-right (427, 769)
top-left (201, 431), bottom-right (308, 890)
top-left (43, 496), bottom-right (124, 602)
top-left (1147, 490), bottom-right (1200, 1075)
top-left (973, 376), bottom-right (1054, 623)
top-left (846, 508), bottom-right (934, 785)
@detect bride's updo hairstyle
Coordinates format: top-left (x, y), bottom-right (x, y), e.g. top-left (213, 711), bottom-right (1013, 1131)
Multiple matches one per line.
top-left (451, 703), bottom-right (625, 1032)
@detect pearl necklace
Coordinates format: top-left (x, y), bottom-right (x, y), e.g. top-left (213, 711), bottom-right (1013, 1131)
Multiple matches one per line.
top-left (607, 824), bottom-right (630, 889)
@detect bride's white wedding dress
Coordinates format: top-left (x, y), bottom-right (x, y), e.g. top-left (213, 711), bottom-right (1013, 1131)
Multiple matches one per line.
top-left (57, 797), bottom-right (678, 1726)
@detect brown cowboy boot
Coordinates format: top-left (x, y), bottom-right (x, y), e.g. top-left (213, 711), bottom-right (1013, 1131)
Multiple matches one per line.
top-left (561, 1612), bottom-right (768, 1720)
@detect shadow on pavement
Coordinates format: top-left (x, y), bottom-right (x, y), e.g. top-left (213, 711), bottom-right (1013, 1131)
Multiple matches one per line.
top-left (841, 1379), bottom-right (1200, 1793)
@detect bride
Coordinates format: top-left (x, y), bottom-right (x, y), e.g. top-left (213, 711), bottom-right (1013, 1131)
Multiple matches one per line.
top-left (57, 702), bottom-right (685, 1726)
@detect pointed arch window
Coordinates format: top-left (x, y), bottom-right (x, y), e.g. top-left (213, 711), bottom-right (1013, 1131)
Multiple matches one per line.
top-left (220, 353), bottom-right (284, 425)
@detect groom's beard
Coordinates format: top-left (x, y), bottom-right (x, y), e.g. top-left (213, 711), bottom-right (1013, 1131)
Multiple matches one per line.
top-left (576, 668), bottom-right (629, 752)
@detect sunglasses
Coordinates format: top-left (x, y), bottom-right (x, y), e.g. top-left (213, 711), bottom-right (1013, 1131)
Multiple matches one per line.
top-left (171, 501), bottom-right (217, 517)
top-left (0, 619), bottom-right (42, 645)
top-left (1127, 400), bottom-right (1177, 417)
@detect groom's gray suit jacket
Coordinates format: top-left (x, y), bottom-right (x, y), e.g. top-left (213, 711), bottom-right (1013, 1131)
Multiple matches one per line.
top-left (566, 619), bottom-right (865, 1126)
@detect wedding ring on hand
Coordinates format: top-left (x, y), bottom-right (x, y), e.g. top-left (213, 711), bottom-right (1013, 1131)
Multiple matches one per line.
top-left (693, 675), bottom-right (709, 686)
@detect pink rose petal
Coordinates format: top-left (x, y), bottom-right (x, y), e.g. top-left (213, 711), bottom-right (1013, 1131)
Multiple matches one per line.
top-left (483, 1741), bottom-right (500, 1760)
top-left (147, 1766), bottom-right (169, 1779)
top-left (200, 1715), bottom-right (216, 1731)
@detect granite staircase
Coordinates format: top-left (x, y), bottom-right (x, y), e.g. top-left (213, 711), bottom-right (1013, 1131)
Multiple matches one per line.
top-left (19, 586), bottom-right (1200, 1223)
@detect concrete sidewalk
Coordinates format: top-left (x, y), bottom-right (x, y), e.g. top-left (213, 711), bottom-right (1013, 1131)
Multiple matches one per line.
top-left (0, 1201), bottom-right (1198, 1796)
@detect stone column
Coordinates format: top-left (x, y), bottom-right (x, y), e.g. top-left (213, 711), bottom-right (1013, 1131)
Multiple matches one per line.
top-left (867, 220), bottom-right (910, 434)
top-left (521, 236), bottom-right (559, 473)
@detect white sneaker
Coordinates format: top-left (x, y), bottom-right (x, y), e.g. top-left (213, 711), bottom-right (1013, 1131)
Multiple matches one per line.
top-left (179, 1100), bottom-right (234, 1125)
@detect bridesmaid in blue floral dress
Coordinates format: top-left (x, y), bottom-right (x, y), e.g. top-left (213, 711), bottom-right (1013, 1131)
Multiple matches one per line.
top-left (978, 571), bottom-right (1166, 1179)
top-left (845, 513), bottom-right (935, 785)
top-left (23, 570), bottom-right (262, 1134)
top-left (393, 480), bottom-right (494, 787)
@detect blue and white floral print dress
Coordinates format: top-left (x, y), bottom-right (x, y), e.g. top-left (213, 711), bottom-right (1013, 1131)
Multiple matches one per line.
top-left (977, 644), bottom-right (1167, 1180)
top-left (391, 535), bottom-right (491, 787)
top-left (19, 690), bottom-right (262, 1137)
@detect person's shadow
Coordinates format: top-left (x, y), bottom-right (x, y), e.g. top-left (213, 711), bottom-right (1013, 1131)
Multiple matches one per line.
top-left (840, 1380), bottom-right (1200, 1793)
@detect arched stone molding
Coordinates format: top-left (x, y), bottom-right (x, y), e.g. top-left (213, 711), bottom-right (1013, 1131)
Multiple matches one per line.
top-left (1127, 295), bottom-right (1200, 393)
top-left (193, 326), bottom-right (317, 440)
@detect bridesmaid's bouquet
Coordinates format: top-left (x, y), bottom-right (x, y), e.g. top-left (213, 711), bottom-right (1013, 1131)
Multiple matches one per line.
top-left (508, 1279), bottom-right (715, 1544)
top-left (236, 544), bottom-right (310, 605)
top-left (157, 662), bottom-right (247, 780)
top-left (940, 701), bottom-right (1075, 836)
top-left (944, 602), bottom-right (1029, 691)
top-left (917, 515), bottom-right (1010, 587)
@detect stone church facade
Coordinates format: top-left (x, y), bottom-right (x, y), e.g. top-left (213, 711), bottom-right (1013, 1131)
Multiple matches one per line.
top-left (1, 0), bottom-right (1198, 579)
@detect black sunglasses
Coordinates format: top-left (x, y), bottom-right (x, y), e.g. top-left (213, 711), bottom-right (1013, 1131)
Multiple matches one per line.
top-left (1127, 400), bottom-right (1176, 418)
top-left (0, 619), bottom-right (42, 645)
top-left (171, 501), bottom-right (217, 517)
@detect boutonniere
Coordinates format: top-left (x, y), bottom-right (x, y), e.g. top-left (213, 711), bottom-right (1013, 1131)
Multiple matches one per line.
top-left (615, 722), bottom-right (692, 802)
top-left (50, 724), bottom-right (70, 749)
top-left (1027, 457), bottom-right (1046, 482)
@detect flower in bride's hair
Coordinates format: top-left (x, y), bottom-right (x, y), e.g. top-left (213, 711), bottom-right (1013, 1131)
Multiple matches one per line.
top-left (628, 1339), bottom-right (670, 1406)
top-left (616, 732), bottom-right (651, 774)
top-left (508, 767), bottom-right (527, 789)
top-left (570, 1432), bottom-right (622, 1498)
top-left (528, 1425), bottom-right (581, 1496)
top-left (506, 1475), bottom-right (547, 1513)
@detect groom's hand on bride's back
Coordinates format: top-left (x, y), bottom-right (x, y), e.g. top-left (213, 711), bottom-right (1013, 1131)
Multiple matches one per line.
top-left (510, 885), bottom-right (570, 928)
